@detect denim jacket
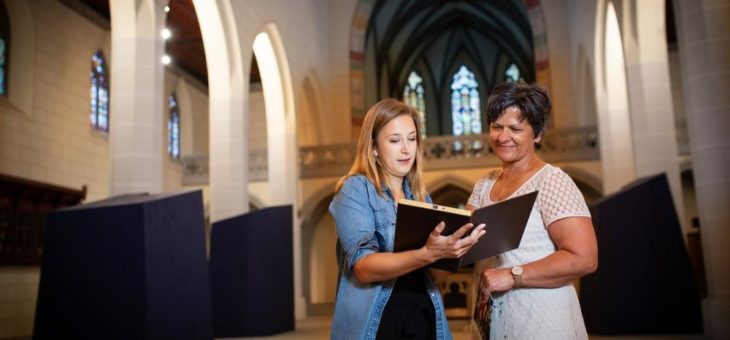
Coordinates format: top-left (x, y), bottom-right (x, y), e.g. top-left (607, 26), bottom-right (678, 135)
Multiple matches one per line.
top-left (329, 175), bottom-right (452, 340)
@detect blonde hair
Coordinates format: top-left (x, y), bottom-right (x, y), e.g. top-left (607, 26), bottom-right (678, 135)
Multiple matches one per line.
top-left (335, 99), bottom-right (427, 202)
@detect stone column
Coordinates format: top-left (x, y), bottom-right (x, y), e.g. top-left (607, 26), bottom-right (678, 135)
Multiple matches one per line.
top-left (254, 27), bottom-right (305, 319)
top-left (109, 0), bottom-right (166, 195)
top-left (623, 0), bottom-right (686, 233)
top-left (194, 0), bottom-right (248, 222)
top-left (595, 1), bottom-right (638, 194)
top-left (673, 0), bottom-right (730, 337)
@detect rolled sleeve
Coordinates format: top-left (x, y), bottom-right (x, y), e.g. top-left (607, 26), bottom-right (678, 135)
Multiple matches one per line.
top-left (329, 176), bottom-right (381, 272)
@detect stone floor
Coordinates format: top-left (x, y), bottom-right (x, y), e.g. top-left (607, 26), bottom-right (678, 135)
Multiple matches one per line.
top-left (217, 316), bottom-right (708, 340)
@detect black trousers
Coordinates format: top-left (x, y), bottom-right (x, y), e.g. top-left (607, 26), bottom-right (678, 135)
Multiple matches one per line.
top-left (376, 269), bottom-right (436, 340)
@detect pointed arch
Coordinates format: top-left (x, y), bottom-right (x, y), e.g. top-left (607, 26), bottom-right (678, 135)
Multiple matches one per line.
top-left (252, 24), bottom-right (297, 205)
top-left (193, 0), bottom-right (247, 221)
top-left (252, 23), bottom-right (302, 318)
top-left (427, 175), bottom-right (474, 208)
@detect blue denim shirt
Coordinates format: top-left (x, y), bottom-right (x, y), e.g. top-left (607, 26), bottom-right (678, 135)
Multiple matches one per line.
top-left (329, 175), bottom-right (452, 340)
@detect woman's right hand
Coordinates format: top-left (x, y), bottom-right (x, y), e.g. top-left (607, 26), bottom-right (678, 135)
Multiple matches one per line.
top-left (421, 222), bottom-right (486, 262)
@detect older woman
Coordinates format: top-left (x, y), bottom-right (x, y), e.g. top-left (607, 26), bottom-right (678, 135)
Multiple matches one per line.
top-left (468, 83), bottom-right (598, 340)
top-left (330, 98), bottom-right (485, 340)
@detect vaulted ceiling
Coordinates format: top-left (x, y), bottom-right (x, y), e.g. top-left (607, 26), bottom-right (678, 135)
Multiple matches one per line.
top-left (69, 0), bottom-right (260, 87)
top-left (362, 0), bottom-right (534, 135)
top-left (366, 0), bottom-right (534, 100)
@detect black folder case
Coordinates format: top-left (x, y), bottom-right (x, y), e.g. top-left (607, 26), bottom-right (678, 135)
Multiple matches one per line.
top-left (394, 191), bottom-right (537, 271)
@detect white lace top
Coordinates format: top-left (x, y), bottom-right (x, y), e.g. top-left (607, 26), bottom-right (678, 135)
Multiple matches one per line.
top-left (468, 164), bottom-right (591, 340)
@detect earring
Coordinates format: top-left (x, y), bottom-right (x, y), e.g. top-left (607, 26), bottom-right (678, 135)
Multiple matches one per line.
top-left (373, 151), bottom-right (378, 157)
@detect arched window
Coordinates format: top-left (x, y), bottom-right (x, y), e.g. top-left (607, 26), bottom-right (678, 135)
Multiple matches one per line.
top-left (0, 3), bottom-right (10, 95)
top-left (403, 71), bottom-right (426, 137)
top-left (167, 94), bottom-right (180, 159)
top-left (450, 65), bottom-right (481, 136)
top-left (505, 63), bottom-right (523, 83)
top-left (90, 51), bottom-right (109, 131)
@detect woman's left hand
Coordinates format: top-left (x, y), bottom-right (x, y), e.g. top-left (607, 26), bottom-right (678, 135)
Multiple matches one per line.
top-left (480, 267), bottom-right (515, 296)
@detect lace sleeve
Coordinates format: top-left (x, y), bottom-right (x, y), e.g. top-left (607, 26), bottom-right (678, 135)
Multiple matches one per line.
top-left (468, 177), bottom-right (488, 208)
top-left (468, 171), bottom-right (499, 208)
top-left (538, 168), bottom-right (591, 226)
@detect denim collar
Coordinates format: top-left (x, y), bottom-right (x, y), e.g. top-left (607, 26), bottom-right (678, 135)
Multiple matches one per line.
top-left (383, 178), bottom-right (415, 201)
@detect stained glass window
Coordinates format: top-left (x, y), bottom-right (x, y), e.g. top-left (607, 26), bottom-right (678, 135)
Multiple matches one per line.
top-left (505, 63), bottom-right (523, 83)
top-left (90, 51), bottom-right (109, 131)
top-left (0, 4), bottom-right (9, 96)
top-left (167, 94), bottom-right (180, 159)
top-left (0, 39), bottom-right (6, 96)
top-left (450, 65), bottom-right (481, 136)
top-left (403, 71), bottom-right (426, 137)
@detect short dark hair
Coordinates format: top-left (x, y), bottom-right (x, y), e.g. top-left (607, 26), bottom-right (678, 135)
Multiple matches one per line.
top-left (486, 82), bottom-right (551, 136)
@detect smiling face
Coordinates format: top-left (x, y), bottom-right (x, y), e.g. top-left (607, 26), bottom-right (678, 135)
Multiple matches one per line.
top-left (489, 106), bottom-right (539, 164)
top-left (373, 114), bottom-right (418, 185)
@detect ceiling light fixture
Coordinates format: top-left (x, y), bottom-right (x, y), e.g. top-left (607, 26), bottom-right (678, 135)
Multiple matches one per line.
top-left (164, 5), bottom-right (170, 13)
top-left (161, 28), bottom-right (171, 40)
top-left (161, 55), bottom-right (171, 65)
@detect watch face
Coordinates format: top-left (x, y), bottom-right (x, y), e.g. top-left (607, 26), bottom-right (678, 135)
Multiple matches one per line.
top-left (512, 266), bottom-right (523, 276)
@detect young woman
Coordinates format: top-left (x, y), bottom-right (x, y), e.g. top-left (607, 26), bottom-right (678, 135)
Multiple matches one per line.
top-left (329, 99), bottom-right (486, 340)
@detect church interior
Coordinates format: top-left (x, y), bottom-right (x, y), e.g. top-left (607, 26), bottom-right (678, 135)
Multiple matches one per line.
top-left (0, 0), bottom-right (728, 338)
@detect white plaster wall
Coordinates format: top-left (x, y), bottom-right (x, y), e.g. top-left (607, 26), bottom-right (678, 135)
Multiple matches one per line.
top-left (668, 49), bottom-right (686, 124)
top-left (566, 0), bottom-right (600, 126)
top-left (0, 267), bottom-right (37, 338)
top-left (160, 72), bottom-right (210, 192)
top-left (248, 89), bottom-right (267, 152)
top-left (0, 0), bottom-right (111, 201)
top-left (0, 1), bottom-right (214, 336)
top-left (162, 73), bottom-right (183, 191)
top-left (0, 0), bottom-right (617, 332)
top-left (328, 0), bottom-right (359, 142)
top-left (0, 1), bottom-right (111, 337)
top-left (188, 82), bottom-right (210, 156)
top-left (309, 213), bottom-right (337, 303)
top-left (227, 0), bottom-right (333, 144)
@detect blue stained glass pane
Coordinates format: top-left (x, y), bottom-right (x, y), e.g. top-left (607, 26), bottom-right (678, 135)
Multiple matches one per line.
top-left (0, 39), bottom-right (5, 95)
top-left (450, 65), bottom-right (481, 136)
top-left (505, 63), bottom-right (521, 83)
top-left (0, 68), bottom-right (5, 95)
top-left (90, 78), bottom-right (97, 126)
top-left (99, 88), bottom-right (108, 131)
top-left (98, 114), bottom-right (107, 131)
top-left (402, 71), bottom-right (426, 137)
top-left (168, 94), bottom-right (180, 158)
top-left (90, 51), bottom-right (109, 131)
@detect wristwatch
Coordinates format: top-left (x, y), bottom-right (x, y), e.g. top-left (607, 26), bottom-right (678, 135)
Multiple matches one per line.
top-left (511, 265), bottom-right (524, 287)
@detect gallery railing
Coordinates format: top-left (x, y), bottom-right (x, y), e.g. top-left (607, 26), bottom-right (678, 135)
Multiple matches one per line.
top-left (182, 149), bottom-right (268, 186)
top-left (300, 126), bottom-right (601, 177)
top-left (182, 123), bottom-right (689, 182)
